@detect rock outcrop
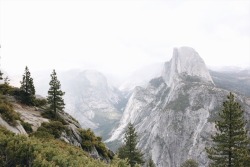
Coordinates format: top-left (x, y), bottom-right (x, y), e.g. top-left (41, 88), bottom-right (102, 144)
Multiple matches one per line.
top-left (0, 116), bottom-right (27, 135)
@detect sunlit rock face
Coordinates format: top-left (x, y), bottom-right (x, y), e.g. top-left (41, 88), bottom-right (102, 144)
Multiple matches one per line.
top-left (107, 47), bottom-right (250, 167)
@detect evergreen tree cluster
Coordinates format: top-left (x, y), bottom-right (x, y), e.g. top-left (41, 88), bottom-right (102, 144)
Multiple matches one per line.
top-left (18, 67), bottom-right (65, 120)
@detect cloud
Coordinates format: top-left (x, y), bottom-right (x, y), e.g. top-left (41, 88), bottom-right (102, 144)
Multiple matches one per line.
top-left (1, 0), bottom-right (249, 76)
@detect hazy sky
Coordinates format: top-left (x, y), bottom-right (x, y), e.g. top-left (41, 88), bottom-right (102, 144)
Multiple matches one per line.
top-left (1, 0), bottom-right (250, 76)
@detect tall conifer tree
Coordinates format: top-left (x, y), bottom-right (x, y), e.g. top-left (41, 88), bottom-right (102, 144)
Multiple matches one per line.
top-left (118, 122), bottom-right (144, 167)
top-left (206, 92), bottom-right (250, 167)
top-left (47, 69), bottom-right (65, 118)
top-left (20, 66), bottom-right (35, 105)
top-left (20, 66), bottom-right (35, 95)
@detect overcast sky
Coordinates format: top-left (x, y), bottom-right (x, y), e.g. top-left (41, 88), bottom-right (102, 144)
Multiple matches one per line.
top-left (1, 0), bottom-right (250, 76)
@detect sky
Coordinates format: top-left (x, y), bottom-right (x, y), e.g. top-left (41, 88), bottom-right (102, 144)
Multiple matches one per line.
top-left (1, 0), bottom-right (250, 77)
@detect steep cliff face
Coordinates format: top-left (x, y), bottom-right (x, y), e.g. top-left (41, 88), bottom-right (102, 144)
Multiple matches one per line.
top-left (107, 47), bottom-right (250, 167)
top-left (162, 47), bottom-right (213, 86)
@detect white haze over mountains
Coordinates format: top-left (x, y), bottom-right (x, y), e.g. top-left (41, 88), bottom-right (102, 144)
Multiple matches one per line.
top-left (1, 0), bottom-right (250, 78)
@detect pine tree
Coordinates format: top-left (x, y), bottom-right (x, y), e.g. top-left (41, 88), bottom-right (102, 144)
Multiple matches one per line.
top-left (20, 66), bottom-right (35, 95)
top-left (47, 69), bottom-right (65, 118)
top-left (20, 66), bottom-right (35, 105)
top-left (118, 122), bottom-right (144, 167)
top-left (206, 92), bottom-right (250, 167)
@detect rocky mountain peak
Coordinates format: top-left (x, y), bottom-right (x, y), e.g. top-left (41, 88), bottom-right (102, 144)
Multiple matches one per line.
top-left (162, 46), bottom-right (214, 86)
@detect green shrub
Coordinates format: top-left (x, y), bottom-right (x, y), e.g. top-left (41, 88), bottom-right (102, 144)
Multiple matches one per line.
top-left (110, 155), bottom-right (129, 167)
top-left (7, 87), bottom-right (21, 96)
top-left (34, 98), bottom-right (47, 107)
top-left (21, 121), bottom-right (33, 134)
top-left (96, 142), bottom-right (109, 158)
top-left (0, 100), bottom-right (20, 126)
top-left (35, 121), bottom-right (68, 138)
top-left (31, 130), bottom-right (54, 139)
top-left (0, 127), bottom-right (118, 167)
top-left (6, 87), bottom-right (35, 106)
top-left (0, 84), bottom-right (13, 95)
top-left (79, 128), bottom-right (113, 159)
top-left (0, 125), bottom-right (14, 136)
top-left (0, 84), bottom-right (46, 107)
top-left (41, 109), bottom-right (67, 125)
top-left (19, 91), bottom-right (36, 106)
top-left (41, 109), bottom-right (55, 119)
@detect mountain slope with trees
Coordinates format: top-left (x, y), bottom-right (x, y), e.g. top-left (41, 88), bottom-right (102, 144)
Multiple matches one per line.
top-left (0, 68), bottom-right (129, 167)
